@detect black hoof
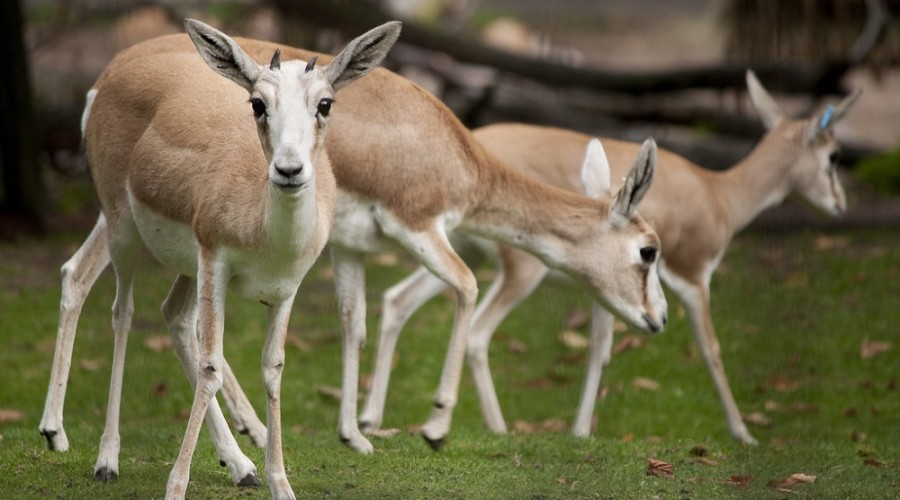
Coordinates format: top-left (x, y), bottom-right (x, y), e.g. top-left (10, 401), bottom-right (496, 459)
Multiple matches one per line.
top-left (339, 435), bottom-right (351, 446)
top-left (422, 433), bottom-right (445, 452)
top-left (219, 460), bottom-right (227, 467)
top-left (237, 473), bottom-right (261, 488)
top-left (238, 427), bottom-right (250, 435)
top-left (40, 430), bottom-right (57, 451)
top-left (94, 467), bottom-right (118, 483)
top-left (358, 420), bottom-right (373, 434)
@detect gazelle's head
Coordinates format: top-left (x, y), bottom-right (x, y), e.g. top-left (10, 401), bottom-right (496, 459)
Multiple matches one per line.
top-left (185, 19), bottom-right (401, 194)
top-left (747, 70), bottom-right (861, 217)
top-left (568, 138), bottom-right (667, 333)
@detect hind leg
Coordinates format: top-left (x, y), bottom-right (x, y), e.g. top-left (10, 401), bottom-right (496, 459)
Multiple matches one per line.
top-left (40, 215), bottom-right (111, 451)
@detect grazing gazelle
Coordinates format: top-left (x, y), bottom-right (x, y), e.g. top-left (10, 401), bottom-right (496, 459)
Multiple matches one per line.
top-left (358, 70), bottom-right (860, 444)
top-left (39, 23), bottom-right (667, 470)
top-left (40, 18), bottom-right (400, 499)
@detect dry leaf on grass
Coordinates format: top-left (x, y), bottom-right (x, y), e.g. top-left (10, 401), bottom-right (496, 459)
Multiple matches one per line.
top-left (850, 431), bottom-right (866, 442)
top-left (768, 375), bottom-right (804, 392)
top-left (742, 411), bottom-right (773, 427)
top-left (724, 474), bottom-right (753, 489)
top-left (144, 335), bottom-right (172, 352)
top-left (0, 409), bottom-right (24, 423)
top-left (814, 235), bottom-right (849, 251)
top-left (565, 308), bottom-right (590, 329)
top-left (861, 338), bottom-right (892, 359)
top-left (369, 428), bottom-right (401, 439)
top-left (612, 334), bottom-right (647, 355)
top-left (507, 339), bottom-right (529, 354)
top-left (370, 253), bottom-right (398, 267)
top-left (79, 358), bottom-right (103, 372)
top-left (691, 457), bottom-right (718, 466)
top-left (789, 402), bottom-right (819, 413)
top-left (767, 473), bottom-right (816, 490)
top-left (620, 432), bottom-right (633, 443)
top-left (559, 330), bottom-right (589, 350)
top-left (316, 385), bottom-right (342, 401)
top-left (511, 419), bottom-right (567, 434)
top-left (646, 458), bottom-right (674, 479)
top-left (765, 400), bottom-right (781, 411)
top-left (632, 377), bottom-right (659, 391)
top-left (863, 458), bottom-right (884, 468)
top-left (286, 333), bottom-right (311, 353)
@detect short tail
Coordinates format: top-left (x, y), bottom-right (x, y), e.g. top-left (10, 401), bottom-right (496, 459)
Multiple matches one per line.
top-left (80, 89), bottom-right (98, 142)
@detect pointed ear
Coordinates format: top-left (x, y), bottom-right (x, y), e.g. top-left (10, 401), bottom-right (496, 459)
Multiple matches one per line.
top-left (805, 88), bottom-right (863, 143)
top-left (580, 138), bottom-right (611, 199)
top-left (185, 18), bottom-right (260, 92)
top-left (746, 69), bottom-right (783, 130)
top-left (324, 21), bottom-right (402, 92)
top-left (611, 138), bottom-right (656, 220)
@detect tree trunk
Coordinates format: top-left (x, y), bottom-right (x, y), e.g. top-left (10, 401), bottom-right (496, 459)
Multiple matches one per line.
top-left (0, 0), bottom-right (46, 234)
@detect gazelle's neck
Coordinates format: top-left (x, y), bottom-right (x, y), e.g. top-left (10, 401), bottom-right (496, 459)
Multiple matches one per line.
top-left (264, 160), bottom-right (335, 256)
top-left (463, 156), bottom-right (602, 268)
top-left (715, 124), bottom-right (801, 234)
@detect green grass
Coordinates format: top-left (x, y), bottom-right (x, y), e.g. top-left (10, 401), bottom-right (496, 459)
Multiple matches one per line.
top-left (0, 225), bottom-right (898, 499)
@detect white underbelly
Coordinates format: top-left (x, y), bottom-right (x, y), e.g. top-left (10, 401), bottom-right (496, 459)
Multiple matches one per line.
top-left (128, 191), bottom-right (308, 303)
top-left (329, 191), bottom-right (396, 253)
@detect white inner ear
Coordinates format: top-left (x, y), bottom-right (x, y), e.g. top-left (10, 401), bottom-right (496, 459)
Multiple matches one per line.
top-left (580, 138), bottom-right (611, 199)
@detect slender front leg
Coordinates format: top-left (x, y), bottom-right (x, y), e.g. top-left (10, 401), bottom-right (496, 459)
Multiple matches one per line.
top-left (162, 275), bottom-right (260, 487)
top-left (331, 247), bottom-right (374, 454)
top-left (680, 282), bottom-right (757, 445)
top-left (261, 296), bottom-right (298, 500)
top-left (467, 248), bottom-right (547, 434)
top-left (359, 267), bottom-right (448, 433)
top-left (571, 303), bottom-right (615, 437)
top-left (41, 214), bottom-right (110, 452)
top-left (167, 247), bottom-right (228, 499)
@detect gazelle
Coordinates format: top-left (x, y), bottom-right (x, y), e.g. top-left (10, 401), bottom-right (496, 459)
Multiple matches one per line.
top-left (40, 18), bottom-right (400, 499)
top-left (358, 70), bottom-right (860, 444)
top-left (39, 24), bottom-right (667, 470)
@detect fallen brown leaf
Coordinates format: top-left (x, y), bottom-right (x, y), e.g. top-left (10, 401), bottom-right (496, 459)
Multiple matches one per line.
top-left (507, 339), bottom-right (528, 354)
top-left (620, 432), bottom-right (633, 443)
top-left (814, 235), bottom-right (849, 251)
top-left (691, 457), bottom-right (718, 466)
top-left (612, 334), bottom-right (647, 355)
top-left (369, 428), bottom-right (401, 439)
top-left (742, 411), bottom-right (773, 427)
top-left (559, 330), bottom-right (589, 350)
top-left (316, 385), bottom-right (342, 401)
top-left (764, 400), bottom-right (781, 412)
top-left (286, 334), bottom-right (311, 353)
top-left (861, 338), bottom-right (892, 359)
top-left (153, 382), bottom-right (169, 398)
top-left (511, 419), bottom-right (567, 434)
top-left (632, 377), bottom-right (659, 391)
top-left (79, 358), bottom-right (103, 372)
top-left (370, 253), bottom-right (398, 267)
top-left (597, 385), bottom-right (609, 400)
top-left (144, 335), bottom-right (172, 352)
top-left (565, 308), bottom-right (590, 329)
top-left (842, 407), bottom-right (857, 418)
top-left (850, 431), bottom-right (866, 443)
top-left (767, 473), bottom-right (816, 490)
top-left (788, 402), bottom-right (819, 413)
top-left (768, 375), bottom-right (804, 392)
top-left (724, 474), bottom-right (753, 489)
top-left (646, 458), bottom-right (674, 479)
top-left (863, 458), bottom-right (884, 468)
top-left (0, 409), bottom-right (24, 424)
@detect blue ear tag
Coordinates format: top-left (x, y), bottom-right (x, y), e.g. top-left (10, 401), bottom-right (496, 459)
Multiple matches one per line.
top-left (820, 105), bottom-right (835, 130)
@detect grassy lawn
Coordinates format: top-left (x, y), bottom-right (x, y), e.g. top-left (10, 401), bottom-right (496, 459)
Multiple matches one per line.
top-left (0, 222), bottom-right (897, 499)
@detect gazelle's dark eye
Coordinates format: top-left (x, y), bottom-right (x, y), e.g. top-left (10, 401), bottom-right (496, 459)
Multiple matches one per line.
top-left (250, 97), bottom-right (266, 119)
top-left (828, 151), bottom-right (840, 165)
top-left (317, 98), bottom-right (333, 118)
top-left (639, 246), bottom-right (657, 264)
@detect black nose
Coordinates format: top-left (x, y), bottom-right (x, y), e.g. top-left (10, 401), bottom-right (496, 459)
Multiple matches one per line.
top-left (274, 163), bottom-right (303, 178)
